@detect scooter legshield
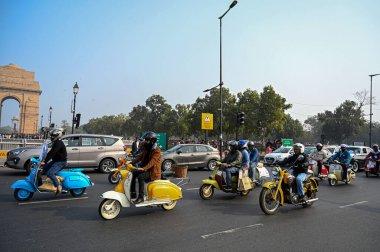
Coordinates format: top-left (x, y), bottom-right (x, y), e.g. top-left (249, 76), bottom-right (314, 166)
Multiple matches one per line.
top-left (11, 180), bottom-right (35, 192)
top-left (201, 179), bottom-right (220, 190)
top-left (101, 191), bottom-right (130, 207)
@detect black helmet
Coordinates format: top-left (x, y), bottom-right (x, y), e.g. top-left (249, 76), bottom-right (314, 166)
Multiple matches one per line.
top-left (316, 143), bottom-right (322, 148)
top-left (49, 129), bottom-right (63, 139)
top-left (143, 131), bottom-right (157, 143)
top-left (247, 141), bottom-right (254, 147)
top-left (228, 140), bottom-right (238, 148)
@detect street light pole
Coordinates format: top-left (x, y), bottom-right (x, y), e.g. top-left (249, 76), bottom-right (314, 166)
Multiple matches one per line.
top-left (72, 82), bottom-right (79, 134)
top-left (40, 115), bottom-right (43, 129)
top-left (369, 74), bottom-right (380, 147)
top-left (49, 106), bottom-right (52, 127)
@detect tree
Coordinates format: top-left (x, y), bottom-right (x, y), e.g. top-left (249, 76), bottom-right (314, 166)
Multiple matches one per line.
top-left (83, 114), bottom-right (128, 136)
top-left (273, 114), bottom-right (305, 141)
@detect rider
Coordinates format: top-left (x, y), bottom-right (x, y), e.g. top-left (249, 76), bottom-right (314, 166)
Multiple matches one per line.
top-left (281, 143), bottom-right (309, 202)
top-left (220, 141), bottom-right (242, 191)
top-left (311, 143), bottom-right (328, 176)
top-left (39, 129), bottom-right (67, 193)
top-left (365, 144), bottom-right (380, 173)
top-left (130, 132), bottom-right (162, 204)
top-left (238, 140), bottom-right (250, 170)
top-left (328, 144), bottom-right (352, 182)
top-left (247, 141), bottom-right (259, 181)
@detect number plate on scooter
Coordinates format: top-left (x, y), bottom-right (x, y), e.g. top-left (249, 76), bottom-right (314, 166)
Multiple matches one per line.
top-left (330, 164), bottom-right (340, 170)
top-left (216, 171), bottom-right (223, 176)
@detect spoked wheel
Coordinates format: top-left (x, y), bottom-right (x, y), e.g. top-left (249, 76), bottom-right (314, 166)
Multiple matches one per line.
top-left (199, 184), bottom-right (214, 200)
top-left (328, 178), bottom-right (337, 186)
top-left (108, 172), bottom-right (122, 184)
top-left (161, 200), bottom-right (177, 211)
top-left (99, 199), bottom-right (122, 220)
top-left (14, 189), bottom-right (34, 201)
top-left (70, 188), bottom-right (86, 197)
top-left (259, 188), bottom-right (281, 215)
top-left (240, 190), bottom-right (250, 196)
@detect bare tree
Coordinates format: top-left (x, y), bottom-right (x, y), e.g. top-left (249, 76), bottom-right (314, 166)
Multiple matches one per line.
top-left (353, 89), bottom-right (376, 110)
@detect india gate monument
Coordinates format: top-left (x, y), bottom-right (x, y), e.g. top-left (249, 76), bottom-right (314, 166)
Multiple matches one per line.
top-left (0, 64), bottom-right (41, 134)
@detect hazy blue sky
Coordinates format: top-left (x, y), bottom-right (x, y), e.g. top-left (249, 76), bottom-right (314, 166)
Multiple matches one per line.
top-left (1, 0), bottom-right (380, 129)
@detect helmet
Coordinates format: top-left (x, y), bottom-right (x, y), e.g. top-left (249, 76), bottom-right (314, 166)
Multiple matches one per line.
top-left (142, 131), bottom-right (157, 143)
top-left (247, 141), bottom-right (254, 147)
top-left (238, 140), bottom-right (247, 149)
top-left (228, 140), bottom-right (238, 148)
top-left (373, 144), bottom-right (379, 149)
top-left (340, 144), bottom-right (347, 149)
top-left (316, 143), bottom-right (323, 148)
top-left (293, 143), bottom-right (305, 153)
top-left (49, 129), bottom-right (63, 139)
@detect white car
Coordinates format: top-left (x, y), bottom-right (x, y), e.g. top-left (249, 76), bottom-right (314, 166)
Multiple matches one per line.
top-left (264, 146), bottom-right (293, 164)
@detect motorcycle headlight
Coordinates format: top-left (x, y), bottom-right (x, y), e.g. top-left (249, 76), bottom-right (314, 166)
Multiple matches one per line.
top-left (12, 149), bottom-right (27, 156)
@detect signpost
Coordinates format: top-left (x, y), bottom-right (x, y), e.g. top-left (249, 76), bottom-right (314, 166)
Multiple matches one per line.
top-left (201, 113), bottom-right (213, 130)
top-left (281, 139), bottom-right (293, 147)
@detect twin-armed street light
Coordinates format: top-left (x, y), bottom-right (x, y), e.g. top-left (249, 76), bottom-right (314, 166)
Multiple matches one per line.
top-left (203, 0), bottom-right (238, 158)
top-left (369, 74), bottom-right (380, 147)
top-left (72, 82), bottom-right (79, 134)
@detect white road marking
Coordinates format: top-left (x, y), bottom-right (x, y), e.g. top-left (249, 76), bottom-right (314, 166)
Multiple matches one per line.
top-left (186, 188), bottom-right (199, 191)
top-left (18, 197), bottom-right (88, 205)
top-left (339, 201), bottom-right (368, 209)
top-left (201, 224), bottom-right (264, 239)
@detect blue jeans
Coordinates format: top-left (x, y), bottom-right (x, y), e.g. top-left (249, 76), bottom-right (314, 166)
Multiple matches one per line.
top-left (341, 164), bottom-right (348, 180)
top-left (225, 167), bottom-right (239, 187)
top-left (249, 162), bottom-right (258, 180)
top-left (42, 161), bottom-right (67, 187)
top-left (296, 173), bottom-right (307, 197)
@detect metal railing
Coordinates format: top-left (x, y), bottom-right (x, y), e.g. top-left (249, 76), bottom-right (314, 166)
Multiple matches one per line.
top-left (0, 138), bottom-right (45, 151)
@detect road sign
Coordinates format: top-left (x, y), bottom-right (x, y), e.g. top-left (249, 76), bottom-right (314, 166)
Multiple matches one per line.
top-left (281, 139), bottom-right (293, 147)
top-left (0, 150), bottom-right (7, 158)
top-left (201, 113), bottom-right (213, 130)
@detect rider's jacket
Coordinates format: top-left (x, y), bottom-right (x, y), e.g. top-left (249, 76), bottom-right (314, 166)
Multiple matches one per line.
top-left (329, 150), bottom-right (352, 165)
top-left (222, 150), bottom-right (242, 168)
top-left (311, 149), bottom-right (328, 162)
top-left (44, 139), bottom-right (67, 163)
top-left (366, 151), bottom-right (380, 161)
top-left (282, 153), bottom-right (309, 175)
top-left (249, 148), bottom-right (259, 164)
top-left (241, 149), bottom-right (250, 169)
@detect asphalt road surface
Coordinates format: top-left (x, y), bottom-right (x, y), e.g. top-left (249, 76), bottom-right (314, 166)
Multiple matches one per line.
top-left (0, 167), bottom-right (379, 252)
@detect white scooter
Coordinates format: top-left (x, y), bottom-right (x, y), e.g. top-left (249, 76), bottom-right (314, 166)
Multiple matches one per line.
top-left (99, 165), bottom-right (183, 220)
top-left (254, 163), bottom-right (271, 184)
top-left (327, 161), bottom-right (356, 186)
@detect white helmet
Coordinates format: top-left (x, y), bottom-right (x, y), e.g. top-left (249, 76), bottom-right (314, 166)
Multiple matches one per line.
top-left (49, 129), bottom-right (63, 139)
top-left (293, 143), bottom-right (305, 154)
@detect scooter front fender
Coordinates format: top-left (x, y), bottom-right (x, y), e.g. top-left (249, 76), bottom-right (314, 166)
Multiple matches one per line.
top-left (201, 179), bottom-right (220, 190)
top-left (101, 191), bottom-right (130, 207)
top-left (11, 180), bottom-right (36, 192)
top-left (328, 174), bottom-right (337, 180)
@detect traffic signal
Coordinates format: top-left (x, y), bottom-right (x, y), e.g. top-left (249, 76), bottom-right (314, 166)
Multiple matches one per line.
top-left (237, 112), bottom-right (245, 126)
top-left (75, 113), bottom-right (81, 128)
top-left (50, 123), bottom-right (55, 128)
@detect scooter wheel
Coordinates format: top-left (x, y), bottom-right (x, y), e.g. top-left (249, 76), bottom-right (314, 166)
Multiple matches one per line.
top-left (70, 188), bottom-right (86, 197)
top-left (14, 188), bottom-right (34, 201)
top-left (108, 172), bottom-right (121, 184)
top-left (161, 200), bottom-right (177, 211)
top-left (99, 199), bottom-right (121, 220)
top-left (240, 190), bottom-right (250, 196)
top-left (199, 184), bottom-right (214, 200)
top-left (328, 178), bottom-right (337, 186)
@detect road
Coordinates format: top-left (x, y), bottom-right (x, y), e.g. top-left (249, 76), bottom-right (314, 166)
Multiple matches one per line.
top-left (0, 167), bottom-right (379, 252)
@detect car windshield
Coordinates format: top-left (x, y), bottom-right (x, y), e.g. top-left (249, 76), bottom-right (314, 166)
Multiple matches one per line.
top-left (166, 145), bottom-right (182, 153)
top-left (273, 147), bottom-right (291, 153)
top-left (304, 147), bottom-right (316, 154)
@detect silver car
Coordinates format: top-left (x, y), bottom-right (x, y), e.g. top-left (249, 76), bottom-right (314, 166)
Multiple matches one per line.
top-left (5, 134), bottom-right (126, 173)
top-left (161, 144), bottom-right (220, 171)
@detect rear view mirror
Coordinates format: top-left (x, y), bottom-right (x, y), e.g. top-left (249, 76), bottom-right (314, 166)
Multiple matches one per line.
top-left (176, 150), bottom-right (182, 154)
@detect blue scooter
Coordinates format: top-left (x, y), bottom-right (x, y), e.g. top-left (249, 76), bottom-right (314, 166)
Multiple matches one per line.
top-left (11, 141), bottom-right (93, 201)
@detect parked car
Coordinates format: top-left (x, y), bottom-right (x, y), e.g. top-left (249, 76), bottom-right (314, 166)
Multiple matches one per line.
top-left (264, 146), bottom-right (293, 164)
top-left (4, 134), bottom-right (126, 173)
top-left (161, 144), bottom-right (220, 171)
top-left (326, 145), bottom-right (339, 156)
top-left (346, 146), bottom-right (372, 172)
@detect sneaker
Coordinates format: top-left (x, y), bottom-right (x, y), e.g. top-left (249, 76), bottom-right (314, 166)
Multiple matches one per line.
top-left (133, 197), bottom-right (144, 204)
top-left (224, 186), bottom-right (232, 191)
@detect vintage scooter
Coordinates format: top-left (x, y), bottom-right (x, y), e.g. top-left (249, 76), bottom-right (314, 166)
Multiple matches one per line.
top-left (308, 159), bottom-right (329, 180)
top-left (199, 162), bottom-right (254, 200)
top-left (11, 141), bottom-right (93, 201)
top-left (364, 159), bottom-right (380, 177)
top-left (99, 164), bottom-right (182, 220)
top-left (327, 160), bottom-right (356, 186)
top-left (108, 156), bottom-right (130, 184)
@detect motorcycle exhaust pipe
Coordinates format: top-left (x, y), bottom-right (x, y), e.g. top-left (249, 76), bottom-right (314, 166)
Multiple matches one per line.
top-left (305, 198), bottom-right (319, 203)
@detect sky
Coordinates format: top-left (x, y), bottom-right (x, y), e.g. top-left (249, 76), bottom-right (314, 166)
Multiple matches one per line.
top-left (1, 0), bottom-right (380, 129)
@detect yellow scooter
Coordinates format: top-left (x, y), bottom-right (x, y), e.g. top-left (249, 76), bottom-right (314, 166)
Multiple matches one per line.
top-left (199, 162), bottom-right (253, 200)
top-left (99, 164), bottom-right (182, 220)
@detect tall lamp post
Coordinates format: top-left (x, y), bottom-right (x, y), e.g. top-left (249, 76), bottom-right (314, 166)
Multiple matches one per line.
top-left (72, 82), bottom-right (79, 134)
top-left (49, 106), bottom-right (52, 127)
top-left (204, 0), bottom-right (238, 158)
top-left (369, 74), bottom-right (380, 147)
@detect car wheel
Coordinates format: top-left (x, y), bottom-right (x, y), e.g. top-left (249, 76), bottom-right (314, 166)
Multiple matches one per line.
top-left (98, 158), bottom-right (116, 173)
top-left (162, 160), bottom-right (174, 171)
top-left (352, 161), bottom-right (359, 173)
top-left (207, 159), bottom-right (217, 171)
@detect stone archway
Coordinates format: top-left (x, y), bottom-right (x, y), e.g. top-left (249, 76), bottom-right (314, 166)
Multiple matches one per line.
top-left (0, 64), bottom-right (41, 134)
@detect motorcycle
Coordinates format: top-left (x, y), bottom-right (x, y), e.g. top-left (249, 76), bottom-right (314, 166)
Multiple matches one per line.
top-left (308, 159), bottom-right (329, 180)
top-left (199, 162), bottom-right (253, 200)
top-left (259, 165), bottom-right (319, 215)
top-left (364, 159), bottom-right (380, 177)
top-left (99, 164), bottom-right (182, 220)
top-left (11, 157), bottom-right (93, 201)
top-left (107, 156), bottom-right (131, 184)
top-left (327, 160), bottom-right (356, 186)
